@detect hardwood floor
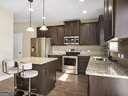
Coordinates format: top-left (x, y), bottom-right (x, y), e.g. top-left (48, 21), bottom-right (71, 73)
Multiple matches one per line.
top-left (48, 72), bottom-right (88, 96)
top-left (0, 73), bottom-right (88, 96)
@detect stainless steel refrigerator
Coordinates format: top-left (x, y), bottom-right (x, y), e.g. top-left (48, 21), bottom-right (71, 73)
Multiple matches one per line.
top-left (31, 38), bottom-right (52, 57)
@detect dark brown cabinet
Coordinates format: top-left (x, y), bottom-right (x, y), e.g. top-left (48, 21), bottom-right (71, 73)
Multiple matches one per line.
top-left (37, 25), bottom-right (64, 45)
top-left (115, 0), bottom-right (128, 38)
top-left (89, 76), bottom-right (128, 96)
top-left (98, 15), bottom-right (105, 45)
top-left (80, 22), bottom-right (99, 45)
top-left (37, 21), bottom-right (100, 45)
top-left (64, 20), bottom-right (80, 36)
top-left (104, 0), bottom-right (115, 41)
top-left (78, 56), bottom-right (90, 75)
top-left (48, 55), bottom-right (62, 72)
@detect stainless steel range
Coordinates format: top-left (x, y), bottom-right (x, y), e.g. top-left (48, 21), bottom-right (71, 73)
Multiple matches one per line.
top-left (62, 52), bottom-right (80, 74)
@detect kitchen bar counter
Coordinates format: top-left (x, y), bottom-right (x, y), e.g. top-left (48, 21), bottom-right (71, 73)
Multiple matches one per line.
top-left (16, 57), bottom-right (58, 95)
top-left (16, 57), bottom-right (58, 65)
top-left (86, 56), bottom-right (128, 79)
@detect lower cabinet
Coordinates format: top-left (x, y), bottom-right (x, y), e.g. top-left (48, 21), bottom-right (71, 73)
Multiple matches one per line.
top-left (78, 56), bottom-right (90, 75)
top-left (16, 60), bottom-right (57, 95)
top-left (48, 55), bottom-right (62, 72)
top-left (89, 76), bottom-right (128, 96)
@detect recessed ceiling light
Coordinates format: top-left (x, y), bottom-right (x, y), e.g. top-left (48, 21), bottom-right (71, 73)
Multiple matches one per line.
top-left (80, 0), bottom-right (85, 2)
top-left (42, 16), bottom-right (46, 20)
top-left (82, 10), bottom-right (87, 14)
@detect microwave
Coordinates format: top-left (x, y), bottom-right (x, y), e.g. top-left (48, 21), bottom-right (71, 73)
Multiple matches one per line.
top-left (64, 36), bottom-right (79, 45)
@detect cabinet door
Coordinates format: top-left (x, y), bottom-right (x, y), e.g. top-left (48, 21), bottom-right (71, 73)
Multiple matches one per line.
top-left (56, 26), bottom-right (64, 45)
top-left (49, 26), bottom-right (64, 45)
top-left (80, 23), bottom-right (99, 45)
top-left (48, 27), bottom-right (58, 45)
top-left (64, 20), bottom-right (80, 36)
top-left (115, 0), bottom-right (128, 38)
top-left (78, 56), bottom-right (90, 75)
top-left (71, 21), bottom-right (80, 36)
top-left (64, 22), bottom-right (72, 36)
top-left (104, 0), bottom-right (115, 41)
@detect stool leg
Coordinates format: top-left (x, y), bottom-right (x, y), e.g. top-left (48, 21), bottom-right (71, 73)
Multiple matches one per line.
top-left (28, 78), bottom-right (31, 96)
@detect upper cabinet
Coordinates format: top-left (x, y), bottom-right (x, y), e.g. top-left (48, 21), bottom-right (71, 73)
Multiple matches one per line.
top-left (104, 0), bottom-right (128, 40)
top-left (115, 0), bottom-right (128, 38)
top-left (80, 22), bottom-right (100, 45)
top-left (49, 26), bottom-right (64, 45)
top-left (64, 20), bottom-right (80, 36)
top-left (37, 21), bottom-right (100, 45)
top-left (37, 25), bottom-right (64, 45)
top-left (104, 0), bottom-right (115, 41)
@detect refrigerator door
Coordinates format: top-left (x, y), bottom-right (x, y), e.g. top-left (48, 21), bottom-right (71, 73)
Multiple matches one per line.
top-left (31, 38), bottom-right (41, 57)
top-left (31, 38), bottom-right (51, 57)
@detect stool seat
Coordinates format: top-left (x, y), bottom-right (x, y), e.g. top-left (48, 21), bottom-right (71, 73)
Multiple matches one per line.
top-left (21, 70), bottom-right (38, 79)
top-left (8, 67), bottom-right (21, 74)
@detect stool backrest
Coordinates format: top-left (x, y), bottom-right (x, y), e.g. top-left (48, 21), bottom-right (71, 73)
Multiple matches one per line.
top-left (2, 59), bottom-right (15, 73)
top-left (19, 63), bottom-right (32, 71)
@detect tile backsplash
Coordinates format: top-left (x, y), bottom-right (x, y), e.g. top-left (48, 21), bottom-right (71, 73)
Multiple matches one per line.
top-left (108, 38), bottom-right (128, 68)
top-left (51, 45), bottom-right (106, 56)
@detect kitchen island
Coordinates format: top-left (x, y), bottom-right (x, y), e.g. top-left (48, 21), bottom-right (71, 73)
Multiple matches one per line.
top-left (16, 57), bottom-right (58, 95)
top-left (86, 56), bottom-right (128, 96)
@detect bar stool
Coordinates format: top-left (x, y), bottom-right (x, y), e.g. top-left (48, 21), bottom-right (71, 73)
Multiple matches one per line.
top-left (4, 60), bottom-right (24, 96)
top-left (20, 70), bottom-right (38, 96)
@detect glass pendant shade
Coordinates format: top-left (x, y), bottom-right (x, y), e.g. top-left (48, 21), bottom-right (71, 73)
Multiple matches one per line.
top-left (40, 0), bottom-right (48, 31)
top-left (26, 26), bottom-right (34, 32)
top-left (40, 24), bottom-right (48, 31)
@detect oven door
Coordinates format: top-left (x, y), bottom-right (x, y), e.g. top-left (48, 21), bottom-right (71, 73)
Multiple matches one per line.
top-left (62, 56), bottom-right (78, 73)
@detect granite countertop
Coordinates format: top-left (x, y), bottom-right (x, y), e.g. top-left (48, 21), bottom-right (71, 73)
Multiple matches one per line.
top-left (16, 57), bottom-right (58, 65)
top-left (86, 56), bottom-right (128, 79)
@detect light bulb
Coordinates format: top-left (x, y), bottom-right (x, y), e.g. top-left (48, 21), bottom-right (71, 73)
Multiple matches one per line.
top-left (26, 27), bottom-right (34, 32)
top-left (42, 16), bottom-right (46, 20)
top-left (40, 25), bottom-right (48, 31)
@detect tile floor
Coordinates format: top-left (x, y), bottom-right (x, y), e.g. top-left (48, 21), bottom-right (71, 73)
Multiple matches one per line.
top-left (47, 72), bottom-right (88, 96)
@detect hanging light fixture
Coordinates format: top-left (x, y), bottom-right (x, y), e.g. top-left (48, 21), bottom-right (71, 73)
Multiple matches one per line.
top-left (40, 0), bottom-right (48, 31)
top-left (26, 0), bottom-right (34, 32)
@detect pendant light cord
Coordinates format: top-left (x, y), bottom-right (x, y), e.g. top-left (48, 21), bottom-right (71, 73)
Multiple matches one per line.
top-left (30, 2), bottom-right (32, 27)
top-left (43, 0), bottom-right (45, 25)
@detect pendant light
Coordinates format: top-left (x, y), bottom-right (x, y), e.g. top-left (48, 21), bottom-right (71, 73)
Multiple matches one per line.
top-left (40, 0), bottom-right (48, 31)
top-left (26, 0), bottom-right (34, 32)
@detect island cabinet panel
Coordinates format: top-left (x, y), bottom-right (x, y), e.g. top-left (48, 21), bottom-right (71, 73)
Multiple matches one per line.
top-left (32, 60), bottom-right (57, 95)
top-left (16, 60), bottom-right (57, 95)
top-left (80, 23), bottom-right (99, 45)
top-left (48, 55), bottom-right (62, 72)
top-left (89, 76), bottom-right (128, 96)
top-left (78, 56), bottom-right (90, 75)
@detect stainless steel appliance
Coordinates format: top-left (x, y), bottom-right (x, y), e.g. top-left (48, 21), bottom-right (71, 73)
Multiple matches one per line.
top-left (64, 36), bottom-right (79, 45)
top-left (31, 38), bottom-right (52, 57)
top-left (62, 56), bottom-right (78, 74)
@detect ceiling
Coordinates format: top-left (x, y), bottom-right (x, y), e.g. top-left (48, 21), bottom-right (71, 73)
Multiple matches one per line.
top-left (0, 0), bottom-right (104, 24)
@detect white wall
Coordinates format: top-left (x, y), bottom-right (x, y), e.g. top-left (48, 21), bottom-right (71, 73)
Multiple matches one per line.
top-left (14, 23), bottom-right (37, 57)
top-left (0, 7), bottom-right (13, 71)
